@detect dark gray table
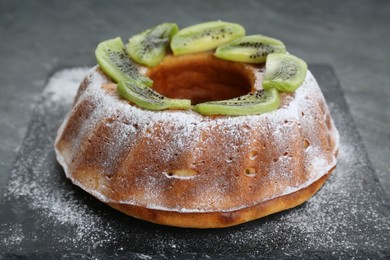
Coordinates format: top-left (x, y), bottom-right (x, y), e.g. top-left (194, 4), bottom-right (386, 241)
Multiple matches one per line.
top-left (0, 0), bottom-right (389, 254)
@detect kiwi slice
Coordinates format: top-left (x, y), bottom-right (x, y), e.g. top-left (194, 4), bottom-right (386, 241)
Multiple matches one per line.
top-left (170, 21), bottom-right (245, 55)
top-left (215, 35), bottom-right (286, 63)
top-left (262, 53), bottom-right (307, 92)
top-left (117, 79), bottom-right (191, 111)
top-left (95, 37), bottom-right (153, 86)
top-left (194, 88), bottom-right (280, 116)
top-left (127, 23), bottom-right (179, 67)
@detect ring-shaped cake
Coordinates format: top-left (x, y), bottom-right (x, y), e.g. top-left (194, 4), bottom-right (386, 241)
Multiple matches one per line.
top-left (55, 21), bottom-right (339, 228)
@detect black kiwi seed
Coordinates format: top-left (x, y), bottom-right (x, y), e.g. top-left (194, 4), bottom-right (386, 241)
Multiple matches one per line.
top-left (262, 53), bottom-right (308, 93)
top-left (118, 79), bottom-right (191, 110)
top-left (171, 21), bottom-right (245, 55)
top-left (194, 87), bottom-right (280, 115)
top-left (127, 23), bottom-right (179, 66)
top-left (215, 35), bottom-right (287, 64)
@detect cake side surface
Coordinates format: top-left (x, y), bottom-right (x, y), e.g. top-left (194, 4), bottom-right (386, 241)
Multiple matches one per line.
top-left (55, 66), bottom-right (339, 217)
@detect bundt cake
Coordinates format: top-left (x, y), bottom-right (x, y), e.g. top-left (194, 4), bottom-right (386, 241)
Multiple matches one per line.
top-left (55, 21), bottom-right (339, 228)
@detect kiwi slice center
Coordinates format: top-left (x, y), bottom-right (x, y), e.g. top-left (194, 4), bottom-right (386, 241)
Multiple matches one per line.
top-left (146, 53), bottom-right (255, 105)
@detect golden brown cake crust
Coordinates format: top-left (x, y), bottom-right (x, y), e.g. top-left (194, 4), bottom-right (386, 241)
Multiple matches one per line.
top-left (55, 62), bottom-right (339, 228)
top-left (108, 167), bottom-right (334, 228)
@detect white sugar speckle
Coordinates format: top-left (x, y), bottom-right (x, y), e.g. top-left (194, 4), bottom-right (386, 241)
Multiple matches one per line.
top-left (0, 224), bottom-right (24, 247)
top-left (1, 67), bottom-right (389, 257)
top-left (55, 66), bottom-right (339, 213)
top-left (43, 67), bottom-right (90, 103)
top-left (4, 68), bottom-right (115, 251)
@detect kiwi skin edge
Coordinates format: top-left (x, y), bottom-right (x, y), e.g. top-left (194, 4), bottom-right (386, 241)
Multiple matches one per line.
top-left (127, 23), bottom-right (179, 67)
top-left (215, 34), bottom-right (286, 64)
top-left (95, 36), bottom-right (153, 87)
top-left (95, 23), bottom-right (308, 116)
top-left (262, 53), bottom-right (307, 93)
top-left (194, 88), bottom-right (281, 116)
top-left (170, 21), bottom-right (245, 56)
top-left (117, 79), bottom-right (192, 111)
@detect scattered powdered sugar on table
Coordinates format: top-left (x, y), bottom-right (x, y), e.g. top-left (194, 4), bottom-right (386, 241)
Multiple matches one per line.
top-left (43, 67), bottom-right (90, 103)
top-left (0, 224), bottom-right (24, 248)
top-left (194, 102), bottom-right (390, 255)
top-left (1, 67), bottom-right (389, 257)
top-left (3, 68), bottom-right (116, 251)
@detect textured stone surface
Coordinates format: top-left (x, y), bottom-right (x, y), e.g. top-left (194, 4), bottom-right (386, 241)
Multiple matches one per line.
top-left (1, 65), bottom-right (389, 258)
top-left (0, 0), bottom-right (389, 200)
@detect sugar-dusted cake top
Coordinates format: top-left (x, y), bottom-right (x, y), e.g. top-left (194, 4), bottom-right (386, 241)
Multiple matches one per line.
top-left (95, 21), bottom-right (308, 116)
top-left (56, 65), bottom-right (339, 213)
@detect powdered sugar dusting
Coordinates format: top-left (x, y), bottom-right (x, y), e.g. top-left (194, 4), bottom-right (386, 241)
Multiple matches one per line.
top-left (3, 68), bottom-right (115, 252)
top-left (1, 67), bottom-right (389, 257)
top-left (192, 101), bottom-right (390, 255)
top-left (55, 67), bottom-right (339, 213)
top-left (43, 67), bottom-right (90, 103)
top-left (0, 224), bottom-right (24, 248)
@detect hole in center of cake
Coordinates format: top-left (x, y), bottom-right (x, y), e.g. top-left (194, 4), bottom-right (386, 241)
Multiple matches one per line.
top-left (146, 53), bottom-right (255, 105)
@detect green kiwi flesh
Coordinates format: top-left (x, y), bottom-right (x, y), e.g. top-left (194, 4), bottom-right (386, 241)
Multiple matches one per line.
top-left (117, 79), bottom-right (191, 111)
top-left (194, 88), bottom-right (280, 116)
top-left (95, 37), bottom-right (153, 86)
top-left (95, 23), bottom-right (308, 115)
top-left (170, 21), bottom-right (245, 55)
top-left (262, 53), bottom-right (307, 92)
top-left (127, 23), bottom-right (179, 67)
top-left (215, 35), bottom-right (286, 63)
